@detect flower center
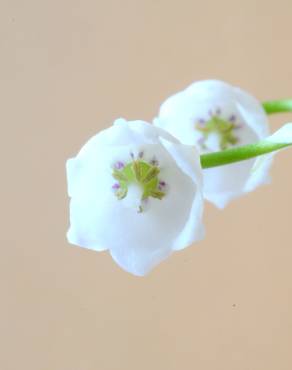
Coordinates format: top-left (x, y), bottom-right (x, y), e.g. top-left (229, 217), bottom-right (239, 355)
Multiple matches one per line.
top-left (195, 112), bottom-right (240, 151)
top-left (111, 154), bottom-right (166, 213)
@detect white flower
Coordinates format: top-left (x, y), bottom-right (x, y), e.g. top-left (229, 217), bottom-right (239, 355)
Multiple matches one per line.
top-left (154, 80), bottom-right (270, 208)
top-left (66, 119), bottom-right (204, 276)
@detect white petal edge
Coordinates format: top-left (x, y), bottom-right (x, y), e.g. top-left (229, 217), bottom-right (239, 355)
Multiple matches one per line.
top-left (160, 138), bottom-right (205, 250)
top-left (266, 123), bottom-right (292, 144)
top-left (245, 123), bottom-right (292, 191)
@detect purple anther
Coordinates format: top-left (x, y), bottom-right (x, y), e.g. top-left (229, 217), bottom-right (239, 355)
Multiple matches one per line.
top-left (112, 183), bottom-right (120, 190)
top-left (158, 180), bottom-right (167, 191)
top-left (198, 118), bottom-right (206, 125)
top-left (130, 152), bottom-right (134, 159)
top-left (150, 158), bottom-right (159, 166)
top-left (229, 114), bottom-right (236, 122)
top-left (138, 151), bottom-right (144, 158)
top-left (114, 161), bottom-right (124, 169)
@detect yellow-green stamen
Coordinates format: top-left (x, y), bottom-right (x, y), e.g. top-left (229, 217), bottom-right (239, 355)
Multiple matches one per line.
top-left (196, 116), bottom-right (239, 150)
top-left (112, 158), bottom-right (166, 211)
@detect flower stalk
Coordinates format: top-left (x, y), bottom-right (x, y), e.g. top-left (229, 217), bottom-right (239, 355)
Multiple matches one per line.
top-left (263, 99), bottom-right (292, 115)
top-left (200, 140), bottom-right (290, 169)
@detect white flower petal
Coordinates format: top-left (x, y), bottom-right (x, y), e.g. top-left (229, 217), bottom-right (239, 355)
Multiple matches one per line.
top-left (109, 243), bottom-right (172, 277)
top-left (159, 138), bottom-right (204, 249)
top-left (66, 119), bottom-right (204, 275)
top-left (266, 122), bottom-right (292, 144)
top-left (155, 80), bottom-right (270, 207)
top-left (244, 155), bottom-right (273, 193)
top-left (244, 123), bottom-right (292, 193)
top-left (203, 159), bottom-right (255, 208)
top-left (105, 144), bottom-right (200, 275)
top-left (234, 87), bottom-right (270, 138)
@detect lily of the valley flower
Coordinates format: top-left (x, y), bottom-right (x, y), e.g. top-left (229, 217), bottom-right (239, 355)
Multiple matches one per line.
top-left (154, 80), bottom-right (270, 208)
top-left (66, 119), bottom-right (204, 276)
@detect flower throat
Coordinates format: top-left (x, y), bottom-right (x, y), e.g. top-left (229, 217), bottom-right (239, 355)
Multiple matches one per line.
top-left (111, 153), bottom-right (167, 213)
top-left (196, 115), bottom-right (240, 150)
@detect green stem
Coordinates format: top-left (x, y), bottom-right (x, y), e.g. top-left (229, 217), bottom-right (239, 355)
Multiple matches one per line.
top-left (200, 141), bottom-right (291, 169)
top-left (263, 99), bottom-right (292, 114)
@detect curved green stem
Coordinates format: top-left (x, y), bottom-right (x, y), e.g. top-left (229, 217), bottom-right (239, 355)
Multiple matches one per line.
top-left (263, 99), bottom-right (292, 114)
top-left (199, 102), bottom-right (292, 168)
top-left (200, 141), bottom-right (291, 169)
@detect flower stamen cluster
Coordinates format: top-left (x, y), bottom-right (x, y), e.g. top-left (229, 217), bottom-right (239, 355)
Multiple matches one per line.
top-left (112, 153), bottom-right (166, 213)
top-left (196, 110), bottom-right (240, 150)
top-left (66, 80), bottom-right (292, 275)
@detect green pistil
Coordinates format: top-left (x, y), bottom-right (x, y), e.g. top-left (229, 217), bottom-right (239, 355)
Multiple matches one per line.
top-left (112, 160), bottom-right (166, 204)
top-left (196, 116), bottom-right (239, 150)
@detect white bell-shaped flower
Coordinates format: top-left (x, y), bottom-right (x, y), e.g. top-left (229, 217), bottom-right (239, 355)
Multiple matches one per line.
top-left (154, 80), bottom-right (270, 208)
top-left (66, 119), bottom-right (204, 276)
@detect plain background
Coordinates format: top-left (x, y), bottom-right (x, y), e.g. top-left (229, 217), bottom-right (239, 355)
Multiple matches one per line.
top-left (1, 0), bottom-right (292, 369)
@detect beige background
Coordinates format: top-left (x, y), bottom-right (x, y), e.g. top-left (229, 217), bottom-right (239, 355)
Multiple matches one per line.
top-left (1, 0), bottom-right (292, 369)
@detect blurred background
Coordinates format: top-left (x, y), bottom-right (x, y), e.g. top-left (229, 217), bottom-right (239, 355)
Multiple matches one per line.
top-left (1, 0), bottom-right (292, 369)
